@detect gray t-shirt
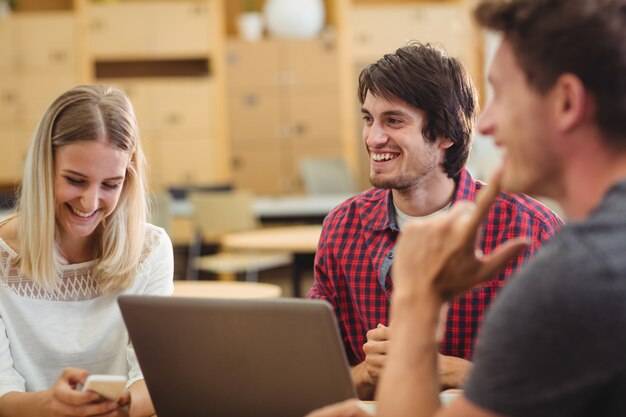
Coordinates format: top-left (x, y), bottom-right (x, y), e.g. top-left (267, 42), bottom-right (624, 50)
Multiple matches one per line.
top-left (465, 179), bottom-right (626, 417)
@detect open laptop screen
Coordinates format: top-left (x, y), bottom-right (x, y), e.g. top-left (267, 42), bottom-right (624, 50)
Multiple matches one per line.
top-left (118, 295), bottom-right (356, 417)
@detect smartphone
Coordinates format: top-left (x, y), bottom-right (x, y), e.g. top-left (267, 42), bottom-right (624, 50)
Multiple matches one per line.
top-left (81, 374), bottom-right (128, 401)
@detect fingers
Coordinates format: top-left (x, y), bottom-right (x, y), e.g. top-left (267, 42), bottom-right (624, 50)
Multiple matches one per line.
top-left (479, 237), bottom-right (531, 281)
top-left (48, 368), bottom-right (123, 416)
top-left (54, 368), bottom-right (96, 405)
top-left (48, 396), bottom-right (120, 417)
top-left (117, 391), bottom-right (131, 407)
top-left (468, 165), bottom-right (504, 235)
top-left (365, 323), bottom-right (390, 342)
top-left (363, 324), bottom-right (390, 383)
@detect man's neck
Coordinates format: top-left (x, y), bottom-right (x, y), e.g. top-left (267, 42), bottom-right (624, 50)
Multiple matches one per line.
top-left (391, 173), bottom-right (456, 217)
top-left (559, 137), bottom-right (626, 221)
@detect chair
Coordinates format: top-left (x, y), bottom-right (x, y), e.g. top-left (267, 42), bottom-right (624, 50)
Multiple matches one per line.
top-left (185, 190), bottom-right (292, 281)
top-left (298, 157), bottom-right (357, 195)
top-left (148, 192), bottom-right (172, 233)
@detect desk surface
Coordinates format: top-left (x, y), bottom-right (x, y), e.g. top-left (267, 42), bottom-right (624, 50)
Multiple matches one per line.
top-left (170, 194), bottom-right (351, 219)
top-left (173, 281), bottom-right (282, 298)
top-left (221, 225), bottom-right (322, 253)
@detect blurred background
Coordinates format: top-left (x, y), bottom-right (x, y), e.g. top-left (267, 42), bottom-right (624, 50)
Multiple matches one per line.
top-left (1, 0), bottom-right (560, 291)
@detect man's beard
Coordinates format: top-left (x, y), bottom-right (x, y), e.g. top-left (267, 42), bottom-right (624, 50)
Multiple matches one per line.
top-left (369, 156), bottom-right (438, 190)
top-left (370, 173), bottom-right (420, 190)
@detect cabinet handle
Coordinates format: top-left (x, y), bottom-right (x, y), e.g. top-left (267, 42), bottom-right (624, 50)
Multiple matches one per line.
top-left (355, 33), bottom-right (369, 44)
top-left (50, 50), bottom-right (67, 62)
top-left (413, 10), bottom-right (425, 22)
top-left (91, 19), bottom-right (103, 31)
top-left (226, 52), bottom-right (239, 66)
top-left (165, 114), bottom-right (182, 125)
top-left (191, 4), bottom-right (206, 15)
top-left (1, 92), bottom-right (15, 103)
top-left (244, 94), bottom-right (259, 106)
top-left (232, 157), bottom-right (242, 169)
top-left (293, 123), bottom-right (306, 136)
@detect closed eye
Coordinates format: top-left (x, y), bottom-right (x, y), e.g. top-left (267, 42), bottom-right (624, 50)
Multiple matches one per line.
top-left (65, 176), bottom-right (84, 186)
top-left (102, 182), bottom-right (121, 190)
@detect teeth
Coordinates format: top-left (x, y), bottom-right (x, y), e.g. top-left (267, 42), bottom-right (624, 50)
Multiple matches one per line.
top-left (371, 153), bottom-right (397, 161)
top-left (70, 206), bottom-right (95, 218)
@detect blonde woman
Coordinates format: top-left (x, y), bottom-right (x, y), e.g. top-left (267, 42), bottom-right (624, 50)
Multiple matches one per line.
top-left (0, 85), bottom-right (174, 416)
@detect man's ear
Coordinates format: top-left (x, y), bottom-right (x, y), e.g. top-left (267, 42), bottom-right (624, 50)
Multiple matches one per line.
top-left (553, 73), bottom-right (590, 133)
top-left (438, 137), bottom-right (454, 149)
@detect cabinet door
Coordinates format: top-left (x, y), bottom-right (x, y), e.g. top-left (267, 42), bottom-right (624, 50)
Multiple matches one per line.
top-left (153, 129), bottom-right (226, 186)
top-left (226, 40), bottom-right (281, 92)
top-left (15, 74), bottom-right (76, 129)
top-left (286, 91), bottom-right (340, 142)
top-left (286, 39), bottom-right (339, 89)
top-left (15, 13), bottom-right (76, 73)
top-left (231, 144), bottom-right (284, 195)
top-left (99, 79), bottom-right (155, 130)
top-left (150, 79), bottom-right (213, 131)
top-left (0, 18), bottom-right (15, 74)
top-left (0, 75), bottom-right (18, 127)
top-left (151, 2), bottom-right (211, 57)
top-left (228, 89), bottom-right (281, 147)
top-left (89, 3), bottom-right (149, 58)
top-left (0, 129), bottom-right (19, 183)
top-left (351, 4), bottom-right (465, 61)
top-left (13, 127), bottom-right (32, 177)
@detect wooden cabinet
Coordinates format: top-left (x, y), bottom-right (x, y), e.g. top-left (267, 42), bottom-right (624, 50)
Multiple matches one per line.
top-left (0, 12), bottom-right (78, 184)
top-left (351, 3), bottom-right (469, 60)
top-left (97, 76), bottom-right (225, 188)
top-left (0, 1), bottom-right (228, 191)
top-left (82, 0), bottom-right (229, 190)
top-left (89, 1), bottom-right (211, 59)
top-left (226, 38), bottom-right (343, 195)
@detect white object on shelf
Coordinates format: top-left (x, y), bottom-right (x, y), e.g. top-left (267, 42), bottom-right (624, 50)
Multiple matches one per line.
top-left (237, 11), bottom-right (264, 42)
top-left (264, 0), bottom-right (325, 39)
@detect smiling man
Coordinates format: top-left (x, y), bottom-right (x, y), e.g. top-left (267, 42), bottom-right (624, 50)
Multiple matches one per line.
top-left (307, 42), bottom-right (562, 399)
top-left (307, 0), bottom-right (626, 416)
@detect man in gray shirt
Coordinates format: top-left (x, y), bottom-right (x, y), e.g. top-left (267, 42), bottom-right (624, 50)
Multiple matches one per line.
top-left (307, 0), bottom-right (626, 416)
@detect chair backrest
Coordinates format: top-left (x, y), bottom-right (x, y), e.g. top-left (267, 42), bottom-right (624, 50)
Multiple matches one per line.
top-left (149, 192), bottom-right (172, 233)
top-left (299, 157), bottom-right (357, 195)
top-left (189, 190), bottom-right (259, 241)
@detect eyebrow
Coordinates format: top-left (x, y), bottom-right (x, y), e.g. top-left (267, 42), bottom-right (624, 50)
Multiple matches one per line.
top-left (360, 107), bottom-right (410, 118)
top-left (62, 170), bottom-right (125, 182)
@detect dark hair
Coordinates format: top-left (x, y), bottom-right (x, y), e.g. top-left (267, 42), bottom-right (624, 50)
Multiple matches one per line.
top-left (358, 42), bottom-right (478, 179)
top-left (475, 0), bottom-right (626, 146)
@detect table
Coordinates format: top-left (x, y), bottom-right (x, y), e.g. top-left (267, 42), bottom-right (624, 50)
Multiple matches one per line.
top-left (221, 225), bottom-right (322, 297)
top-left (170, 194), bottom-right (350, 223)
top-left (173, 280), bottom-right (282, 298)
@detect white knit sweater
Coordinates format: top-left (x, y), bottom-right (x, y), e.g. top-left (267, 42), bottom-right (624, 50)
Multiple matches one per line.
top-left (0, 224), bottom-right (174, 397)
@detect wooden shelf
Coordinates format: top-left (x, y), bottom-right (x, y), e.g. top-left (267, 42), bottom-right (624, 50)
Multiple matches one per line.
top-left (95, 59), bottom-right (210, 78)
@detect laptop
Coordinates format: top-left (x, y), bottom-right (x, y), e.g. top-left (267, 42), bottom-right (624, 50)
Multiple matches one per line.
top-left (118, 295), bottom-right (356, 417)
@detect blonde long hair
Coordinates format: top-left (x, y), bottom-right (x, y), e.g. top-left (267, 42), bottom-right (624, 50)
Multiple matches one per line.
top-left (17, 84), bottom-right (148, 293)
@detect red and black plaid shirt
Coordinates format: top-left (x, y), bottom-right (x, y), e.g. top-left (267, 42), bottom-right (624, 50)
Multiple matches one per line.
top-left (308, 169), bottom-right (562, 365)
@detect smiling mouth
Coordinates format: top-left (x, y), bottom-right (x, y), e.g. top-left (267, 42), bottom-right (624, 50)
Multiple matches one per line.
top-left (371, 153), bottom-right (399, 162)
top-left (67, 204), bottom-right (98, 219)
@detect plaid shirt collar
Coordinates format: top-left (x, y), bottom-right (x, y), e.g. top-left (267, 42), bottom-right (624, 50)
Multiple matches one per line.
top-left (360, 168), bottom-right (479, 232)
